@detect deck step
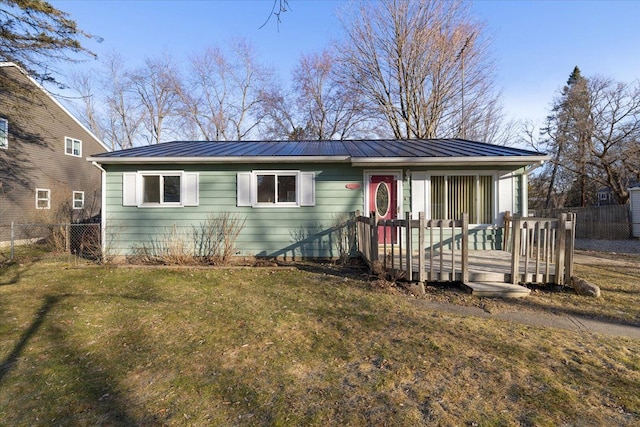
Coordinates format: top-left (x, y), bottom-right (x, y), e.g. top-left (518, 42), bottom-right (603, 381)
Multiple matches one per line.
top-left (463, 281), bottom-right (531, 298)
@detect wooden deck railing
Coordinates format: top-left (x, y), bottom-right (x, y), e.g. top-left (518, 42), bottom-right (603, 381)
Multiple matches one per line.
top-left (505, 213), bottom-right (576, 285)
top-left (355, 211), bottom-right (468, 283)
top-left (356, 211), bottom-right (576, 286)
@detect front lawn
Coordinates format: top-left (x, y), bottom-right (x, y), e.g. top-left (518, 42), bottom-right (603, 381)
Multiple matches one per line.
top-left (0, 258), bottom-right (639, 426)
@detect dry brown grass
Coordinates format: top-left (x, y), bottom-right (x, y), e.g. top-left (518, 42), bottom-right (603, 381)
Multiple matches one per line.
top-left (0, 254), bottom-right (638, 426)
top-left (415, 250), bottom-right (640, 328)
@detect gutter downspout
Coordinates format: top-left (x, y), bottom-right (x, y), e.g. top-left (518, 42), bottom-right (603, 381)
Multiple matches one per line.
top-left (92, 161), bottom-right (107, 260)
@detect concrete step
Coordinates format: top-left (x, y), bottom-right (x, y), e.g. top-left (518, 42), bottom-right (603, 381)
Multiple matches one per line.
top-left (462, 281), bottom-right (531, 298)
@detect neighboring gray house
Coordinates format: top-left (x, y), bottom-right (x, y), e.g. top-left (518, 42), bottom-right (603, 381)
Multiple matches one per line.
top-left (87, 139), bottom-right (548, 260)
top-left (0, 62), bottom-right (109, 226)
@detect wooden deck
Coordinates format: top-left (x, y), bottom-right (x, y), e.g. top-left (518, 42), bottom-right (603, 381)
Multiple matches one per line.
top-left (357, 211), bottom-right (576, 298)
top-left (381, 249), bottom-right (534, 297)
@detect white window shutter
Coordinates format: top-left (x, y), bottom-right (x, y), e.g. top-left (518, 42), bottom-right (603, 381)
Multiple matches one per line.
top-left (122, 173), bottom-right (137, 206)
top-left (237, 172), bottom-right (252, 206)
top-left (411, 172), bottom-right (426, 217)
top-left (300, 172), bottom-right (315, 206)
top-left (183, 172), bottom-right (199, 206)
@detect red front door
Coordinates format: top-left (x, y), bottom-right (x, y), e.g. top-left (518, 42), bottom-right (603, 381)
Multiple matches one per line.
top-left (369, 175), bottom-right (397, 244)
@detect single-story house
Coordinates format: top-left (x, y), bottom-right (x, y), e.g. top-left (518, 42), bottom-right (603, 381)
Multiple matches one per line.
top-left (87, 139), bottom-right (548, 260)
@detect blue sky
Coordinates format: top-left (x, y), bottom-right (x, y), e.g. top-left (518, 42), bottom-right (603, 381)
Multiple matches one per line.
top-left (52, 0), bottom-right (640, 128)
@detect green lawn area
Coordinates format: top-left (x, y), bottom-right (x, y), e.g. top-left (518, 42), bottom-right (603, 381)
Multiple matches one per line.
top-left (1, 254), bottom-right (639, 426)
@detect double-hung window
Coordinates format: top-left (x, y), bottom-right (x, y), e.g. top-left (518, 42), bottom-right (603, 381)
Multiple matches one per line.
top-left (237, 170), bottom-right (315, 208)
top-left (73, 191), bottom-right (85, 209)
top-left (0, 118), bottom-right (7, 149)
top-left (36, 188), bottom-right (50, 209)
top-left (430, 174), bottom-right (494, 224)
top-left (122, 171), bottom-right (199, 207)
top-left (65, 137), bottom-right (82, 157)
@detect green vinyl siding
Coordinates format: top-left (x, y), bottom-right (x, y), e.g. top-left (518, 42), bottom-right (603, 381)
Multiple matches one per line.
top-left (103, 163), bottom-right (365, 258)
top-left (103, 163), bottom-right (526, 258)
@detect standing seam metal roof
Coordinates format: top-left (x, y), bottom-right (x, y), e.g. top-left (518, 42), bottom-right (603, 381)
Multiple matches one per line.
top-left (89, 139), bottom-right (544, 159)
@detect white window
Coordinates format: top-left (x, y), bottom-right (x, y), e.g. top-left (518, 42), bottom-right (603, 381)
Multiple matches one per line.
top-left (36, 188), bottom-right (50, 210)
top-left (598, 192), bottom-right (609, 201)
top-left (65, 137), bottom-right (82, 157)
top-left (430, 174), bottom-right (494, 224)
top-left (122, 171), bottom-right (199, 208)
top-left (0, 118), bottom-right (7, 149)
top-left (142, 174), bottom-right (181, 205)
top-left (237, 171), bottom-right (315, 208)
top-left (73, 191), bottom-right (84, 209)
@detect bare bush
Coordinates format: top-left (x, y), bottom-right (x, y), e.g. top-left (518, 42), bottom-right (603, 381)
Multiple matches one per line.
top-left (332, 213), bottom-right (356, 264)
top-left (132, 225), bottom-right (193, 265)
top-left (193, 213), bottom-right (246, 264)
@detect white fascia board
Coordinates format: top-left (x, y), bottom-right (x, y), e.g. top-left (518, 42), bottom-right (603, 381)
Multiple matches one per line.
top-left (350, 155), bottom-right (549, 167)
top-left (86, 154), bottom-right (550, 167)
top-left (86, 155), bottom-right (352, 164)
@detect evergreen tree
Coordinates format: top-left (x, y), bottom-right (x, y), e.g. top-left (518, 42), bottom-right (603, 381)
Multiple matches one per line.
top-left (537, 67), bottom-right (640, 207)
top-left (0, 0), bottom-right (96, 84)
top-left (541, 66), bottom-right (593, 208)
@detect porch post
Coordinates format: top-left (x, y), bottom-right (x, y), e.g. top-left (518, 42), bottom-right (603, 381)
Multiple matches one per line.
top-left (405, 211), bottom-right (412, 282)
top-left (370, 211), bottom-right (378, 262)
top-left (555, 213), bottom-right (567, 285)
top-left (510, 217), bottom-right (521, 284)
top-left (503, 211), bottom-right (511, 251)
top-left (564, 213), bottom-right (576, 284)
top-left (418, 212), bottom-right (425, 283)
top-left (461, 213), bottom-right (469, 283)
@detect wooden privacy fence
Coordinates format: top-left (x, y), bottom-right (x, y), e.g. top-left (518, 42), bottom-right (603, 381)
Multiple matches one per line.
top-left (504, 213), bottom-right (576, 285)
top-left (356, 211), bottom-right (468, 283)
top-left (534, 205), bottom-right (630, 240)
top-left (356, 211), bottom-right (576, 286)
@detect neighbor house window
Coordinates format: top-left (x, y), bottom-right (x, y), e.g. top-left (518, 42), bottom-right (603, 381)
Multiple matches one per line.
top-left (0, 118), bottom-right (7, 149)
top-left (36, 188), bottom-right (50, 210)
top-left (237, 170), bottom-right (315, 208)
top-left (431, 174), bottom-right (494, 224)
top-left (73, 191), bottom-right (84, 209)
top-left (65, 137), bottom-right (82, 157)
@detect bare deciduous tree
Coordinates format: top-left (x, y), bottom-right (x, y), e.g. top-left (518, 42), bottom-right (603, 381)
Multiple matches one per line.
top-left (587, 77), bottom-right (640, 204)
top-left (177, 39), bottom-right (273, 141)
top-left (292, 49), bottom-right (374, 140)
top-left (338, 0), bottom-right (500, 140)
top-left (70, 71), bottom-right (104, 142)
top-left (259, 86), bottom-right (301, 139)
top-left (131, 53), bottom-right (181, 144)
top-left (71, 53), bottom-right (144, 150)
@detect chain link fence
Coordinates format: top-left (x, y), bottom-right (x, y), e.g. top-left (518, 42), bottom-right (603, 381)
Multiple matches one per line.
top-left (0, 222), bottom-right (101, 264)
